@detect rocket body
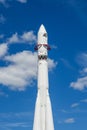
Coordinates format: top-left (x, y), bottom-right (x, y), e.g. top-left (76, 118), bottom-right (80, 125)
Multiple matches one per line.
top-left (33, 25), bottom-right (54, 130)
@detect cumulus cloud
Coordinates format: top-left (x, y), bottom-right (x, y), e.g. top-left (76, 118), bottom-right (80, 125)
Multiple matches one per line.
top-left (81, 68), bottom-right (87, 74)
top-left (0, 43), bottom-right (8, 57)
top-left (48, 58), bottom-right (57, 70)
top-left (0, 51), bottom-right (57, 91)
top-left (70, 53), bottom-right (87, 91)
top-left (17, 0), bottom-right (27, 3)
top-left (64, 118), bottom-right (75, 124)
top-left (21, 31), bottom-right (36, 43)
top-left (7, 31), bottom-right (36, 44)
top-left (0, 31), bottom-right (36, 57)
top-left (7, 33), bottom-right (20, 43)
top-left (0, 51), bottom-right (37, 91)
top-left (0, 30), bottom-right (36, 59)
top-left (70, 76), bottom-right (87, 91)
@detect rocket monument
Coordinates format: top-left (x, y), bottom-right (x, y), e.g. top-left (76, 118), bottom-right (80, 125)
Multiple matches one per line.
top-left (33, 24), bottom-right (54, 130)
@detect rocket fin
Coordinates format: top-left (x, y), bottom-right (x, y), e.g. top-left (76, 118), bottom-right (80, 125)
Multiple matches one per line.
top-left (46, 94), bottom-right (54, 130)
top-left (33, 92), bottom-right (41, 130)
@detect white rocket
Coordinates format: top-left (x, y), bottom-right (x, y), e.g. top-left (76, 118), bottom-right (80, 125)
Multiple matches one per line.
top-left (33, 24), bottom-right (54, 130)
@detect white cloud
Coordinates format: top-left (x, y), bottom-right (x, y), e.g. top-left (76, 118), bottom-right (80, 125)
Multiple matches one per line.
top-left (17, 0), bottom-right (27, 3)
top-left (71, 103), bottom-right (79, 108)
top-left (0, 43), bottom-right (8, 57)
top-left (64, 118), bottom-right (75, 124)
top-left (70, 53), bottom-right (87, 91)
top-left (58, 117), bottom-right (75, 124)
top-left (21, 31), bottom-right (36, 43)
top-left (0, 14), bottom-right (6, 24)
top-left (76, 53), bottom-right (87, 67)
top-left (82, 68), bottom-right (87, 74)
top-left (80, 68), bottom-right (87, 76)
top-left (0, 51), bottom-right (37, 91)
top-left (0, 30), bottom-right (36, 59)
top-left (48, 58), bottom-right (57, 71)
top-left (0, 51), bottom-right (57, 91)
top-left (7, 31), bottom-right (36, 44)
top-left (7, 33), bottom-right (20, 43)
top-left (70, 76), bottom-right (87, 91)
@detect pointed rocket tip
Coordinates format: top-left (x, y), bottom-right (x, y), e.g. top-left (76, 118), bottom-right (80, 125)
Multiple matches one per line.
top-left (38, 24), bottom-right (47, 33)
top-left (40, 24), bottom-right (45, 28)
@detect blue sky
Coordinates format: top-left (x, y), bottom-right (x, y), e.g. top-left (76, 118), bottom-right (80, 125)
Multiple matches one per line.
top-left (0, 0), bottom-right (87, 130)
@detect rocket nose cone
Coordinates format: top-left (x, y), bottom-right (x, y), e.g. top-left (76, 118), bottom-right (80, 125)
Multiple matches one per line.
top-left (38, 24), bottom-right (47, 33)
top-left (37, 24), bottom-right (48, 45)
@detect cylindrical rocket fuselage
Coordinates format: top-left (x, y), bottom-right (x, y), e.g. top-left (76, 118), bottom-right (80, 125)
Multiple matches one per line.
top-left (33, 24), bottom-right (54, 130)
top-left (37, 25), bottom-right (49, 130)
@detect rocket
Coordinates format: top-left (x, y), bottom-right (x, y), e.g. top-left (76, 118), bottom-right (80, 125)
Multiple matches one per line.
top-left (33, 24), bottom-right (54, 130)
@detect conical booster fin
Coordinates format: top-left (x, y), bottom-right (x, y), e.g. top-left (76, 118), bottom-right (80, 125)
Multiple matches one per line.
top-left (46, 95), bottom-right (54, 130)
top-left (33, 92), bottom-right (41, 130)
